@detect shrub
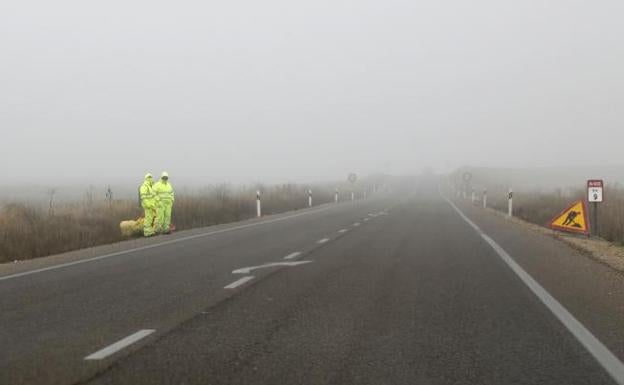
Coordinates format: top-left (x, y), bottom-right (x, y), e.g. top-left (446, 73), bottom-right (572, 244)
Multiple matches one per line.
top-left (0, 179), bottom-right (379, 263)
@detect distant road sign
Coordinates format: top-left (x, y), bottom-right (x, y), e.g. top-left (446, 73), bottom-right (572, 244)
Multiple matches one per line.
top-left (348, 173), bottom-right (357, 184)
top-left (462, 172), bottom-right (472, 182)
top-left (587, 180), bottom-right (604, 203)
top-left (549, 200), bottom-right (590, 235)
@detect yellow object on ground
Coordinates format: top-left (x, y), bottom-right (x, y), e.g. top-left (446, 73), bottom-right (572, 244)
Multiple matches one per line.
top-left (139, 173), bottom-right (157, 236)
top-left (153, 172), bottom-right (175, 234)
top-left (120, 218), bottom-right (145, 237)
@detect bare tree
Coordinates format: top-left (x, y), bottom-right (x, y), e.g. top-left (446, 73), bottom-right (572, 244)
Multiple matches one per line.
top-left (47, 188), bottom-right (57, 216)
top-left (105, 185), bottom-right (113, 208)
top-left (84, 185), bottom-right (95, 212)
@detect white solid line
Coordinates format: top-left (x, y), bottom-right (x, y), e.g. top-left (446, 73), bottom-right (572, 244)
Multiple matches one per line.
top-left (283, 252), bottom-right (302, 260)
top-left (338, 229), bottom-right (348, 233)
top-left (232, 261), bottom-right (312, 274)
top-left (85, 329), bottom-right (155, 360)
top-left (445, 198), bottom-right (624, 385)
top-left (0, 206), bottom-right (330, 283)
top-left (317, 238), bottom-right (330, 244)
top-left (224, 276), bottom-right (255, 289)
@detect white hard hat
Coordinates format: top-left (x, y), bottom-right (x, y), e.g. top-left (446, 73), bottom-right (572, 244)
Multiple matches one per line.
top-left (161, 171), bottom-right (169, 178)
top-left (145, 173), bottom-right (153, 179)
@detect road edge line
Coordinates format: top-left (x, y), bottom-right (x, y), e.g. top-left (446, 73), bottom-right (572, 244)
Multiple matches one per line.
top-left (0, 207), bottom-right (330, 283)
top-left (445, 197), bottom-right (624, 385)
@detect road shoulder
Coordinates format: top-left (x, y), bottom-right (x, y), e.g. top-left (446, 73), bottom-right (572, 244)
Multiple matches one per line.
top-left (453, 198), bottom-right (624, 362)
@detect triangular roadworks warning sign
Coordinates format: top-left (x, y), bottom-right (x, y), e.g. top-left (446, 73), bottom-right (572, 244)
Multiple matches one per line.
top-left (549, 200), bottom-right (590, 235)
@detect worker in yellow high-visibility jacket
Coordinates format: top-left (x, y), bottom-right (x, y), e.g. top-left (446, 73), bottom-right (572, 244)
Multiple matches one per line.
top-left (153, 171), bottom-right (175, 234)
top-left (139, 173), bottom-right (157, 237)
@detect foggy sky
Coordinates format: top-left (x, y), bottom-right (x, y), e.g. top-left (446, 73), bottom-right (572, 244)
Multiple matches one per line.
top-left (2, 0), bottom-right (624, 185)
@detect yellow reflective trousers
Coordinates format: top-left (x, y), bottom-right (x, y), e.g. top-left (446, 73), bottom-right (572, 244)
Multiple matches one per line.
top-left (153, 180), bottom-right (174, 233)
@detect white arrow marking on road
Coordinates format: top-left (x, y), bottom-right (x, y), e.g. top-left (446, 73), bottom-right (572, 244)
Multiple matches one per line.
top-left (232, 261), bottom-right (312, 275)
top-left (0, 206), bottom-right (331, 283)
top-left (85, 329), bottom-right (155, 360)
top-left (317, 238), bottom-right (330, 244)
top-left (353, 222), bottom-right (361, 226)
top-left (338, 229), bottom-right (348, 233)
top-left (283, 252), bottom-right (302, 260)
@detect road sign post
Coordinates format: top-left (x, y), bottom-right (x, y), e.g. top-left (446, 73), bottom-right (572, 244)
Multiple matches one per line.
top-left (348, 173), bottom-right (357, 202)
top-left (335, 188), bottom-right (339, 203)
top-left (256, 190), bottom-right (261, 218)
top-left (463, 172), bottom-right (472, 200)
top-left (483, 189), bottom-right (488, 209)
top-left (308, 189), bottom-right (312, 207)
top-left (508, 188), bottom-right (513, 217)
top-left (587, 180), bottom-right (604, 236)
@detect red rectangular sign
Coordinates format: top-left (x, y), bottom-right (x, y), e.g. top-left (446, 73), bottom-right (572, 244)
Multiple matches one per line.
top-left (587, 180), bottom-right (603, 188)
top-left (587, 179), bottom-right (604, 203)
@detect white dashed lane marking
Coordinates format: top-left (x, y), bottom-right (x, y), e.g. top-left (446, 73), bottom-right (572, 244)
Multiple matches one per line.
top-left (224, 276), bottom-right (255, 289)
top-left (85, 329), bottom-right (155, 361)
top-left (0, 206), bottom-right (331, 283)
top-left (283, 252), bottom-right (302, 260)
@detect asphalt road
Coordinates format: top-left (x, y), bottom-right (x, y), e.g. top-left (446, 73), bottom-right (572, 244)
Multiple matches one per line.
top-left (2, 181), bottom-right (624, 385)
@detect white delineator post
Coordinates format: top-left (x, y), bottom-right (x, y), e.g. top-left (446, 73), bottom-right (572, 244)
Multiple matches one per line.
top-left (471, 190), bottom-right (475, 204)
top-left (256, 190), bottom-right (261, 218)
top-left (351, 191), bottom-right (355, 201)
top-left (508, 188), bottom-right (513, 217)
top-left (335, 188), bottom-right (339, 203)
top-left (308, 189), bottom-right (312, 207)
top-left (483, 189), bottom-right (488, 209)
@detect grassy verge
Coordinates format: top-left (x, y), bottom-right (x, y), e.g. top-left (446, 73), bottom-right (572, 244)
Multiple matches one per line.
top-left (450, 169), bottom-right (624, 244)
top-left (0, 180), bottom-right (378, 263)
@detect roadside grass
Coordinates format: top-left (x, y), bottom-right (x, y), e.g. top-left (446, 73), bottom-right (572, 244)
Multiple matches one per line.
top-left (0, 181), bottom-right (375, 263)
top-left (451, 170), bottom-right (624, 244)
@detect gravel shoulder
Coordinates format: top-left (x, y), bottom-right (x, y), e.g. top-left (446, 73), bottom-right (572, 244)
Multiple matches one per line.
top-left (479, 203), bottom-right (624, 274)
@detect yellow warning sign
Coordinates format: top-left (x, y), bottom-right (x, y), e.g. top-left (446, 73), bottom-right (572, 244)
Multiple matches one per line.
top-left (549, 200), bottom-right (590, 235)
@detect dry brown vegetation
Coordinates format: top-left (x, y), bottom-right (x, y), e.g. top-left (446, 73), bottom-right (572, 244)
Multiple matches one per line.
top-left (451, 169), bottom-right (624, 244)
top-left (0, 181), bottom-right (377, 263)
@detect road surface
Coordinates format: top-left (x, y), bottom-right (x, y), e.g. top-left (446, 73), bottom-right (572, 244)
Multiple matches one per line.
top-left (2, 181), bottom-right (624, 385)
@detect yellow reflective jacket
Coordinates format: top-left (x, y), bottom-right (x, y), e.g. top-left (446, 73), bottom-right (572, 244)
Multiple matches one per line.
top-left (153, 180), bottom-right (175, 205)
top-left (139, 179), bottom-right (157, 208)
